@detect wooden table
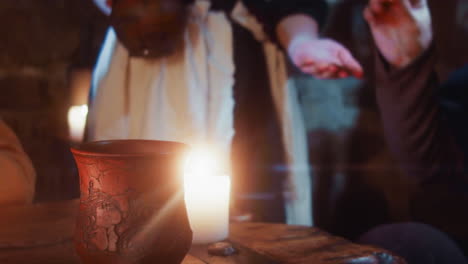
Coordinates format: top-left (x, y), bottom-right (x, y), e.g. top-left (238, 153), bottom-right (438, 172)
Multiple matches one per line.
top-left (0, 200), bottom-right (405, 264)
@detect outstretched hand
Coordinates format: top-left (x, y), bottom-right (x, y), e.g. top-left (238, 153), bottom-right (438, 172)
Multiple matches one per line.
top-left (288, 37), bottom-right (363, 79)
top-left (364, 0), bottom-right (433, 68)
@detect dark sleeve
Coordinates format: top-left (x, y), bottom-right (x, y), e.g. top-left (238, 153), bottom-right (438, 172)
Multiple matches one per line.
top-left (375, 45), bottom-right (467, 186)
top-left (242, 0), bottom-right (328, 43)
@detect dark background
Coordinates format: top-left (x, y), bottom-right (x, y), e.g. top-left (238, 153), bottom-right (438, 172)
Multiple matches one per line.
top-left (0, 0), bottom-right (467, 240)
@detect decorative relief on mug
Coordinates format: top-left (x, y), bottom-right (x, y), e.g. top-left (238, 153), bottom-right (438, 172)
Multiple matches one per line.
top-left (71, 140), bottom-right (192, 264)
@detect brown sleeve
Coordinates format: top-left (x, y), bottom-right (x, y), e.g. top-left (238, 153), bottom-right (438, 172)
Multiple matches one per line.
top-left (0, 120), bottom-right (36, 204)
top-left (374, 45), bottom-right (466, 186)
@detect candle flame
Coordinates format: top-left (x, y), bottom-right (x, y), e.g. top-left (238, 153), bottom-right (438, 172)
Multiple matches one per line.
top-left (183, 146), bottom-right (225, 178)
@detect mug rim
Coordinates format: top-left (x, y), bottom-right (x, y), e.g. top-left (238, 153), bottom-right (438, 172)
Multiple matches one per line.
top-left (71, 139), bottom-right (188, 158)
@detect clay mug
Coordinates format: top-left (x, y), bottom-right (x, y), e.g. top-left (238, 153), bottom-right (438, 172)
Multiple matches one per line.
top-left (71, 140), bottom-right (192, 264)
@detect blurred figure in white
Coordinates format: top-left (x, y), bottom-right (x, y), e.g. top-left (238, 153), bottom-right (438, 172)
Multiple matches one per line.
top-left (86, 0), bottom-right (363, 226)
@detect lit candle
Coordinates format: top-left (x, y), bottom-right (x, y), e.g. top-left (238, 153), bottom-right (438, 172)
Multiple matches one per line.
top-left (183, 148), bottom-right (231, 244)
top-left (67, 105), bottom-right (88, 142)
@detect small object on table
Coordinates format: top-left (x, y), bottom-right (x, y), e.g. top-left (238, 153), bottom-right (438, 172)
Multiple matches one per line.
top-left (230, 211), bottom-right (253, 223)
top-left (207, 242), bottom-right (238, 257)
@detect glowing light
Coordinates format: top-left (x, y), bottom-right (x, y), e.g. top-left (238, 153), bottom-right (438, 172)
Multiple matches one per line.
top-left (68, 104), bottom-right (88, 142)
top-left (183, 146), bottom-right (225, 177)
top-left (183, 146), bottom-right (231, 244)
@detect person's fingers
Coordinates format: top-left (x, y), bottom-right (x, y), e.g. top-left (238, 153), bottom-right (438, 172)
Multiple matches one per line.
top-left (295, 54), bottom-right (318, 69)
top-left (380, 0), bottom-right (404, 9)
top-left (300, 61), bottom-right (333, 73)
top-left (369, 0), bottom-right (407, 16)
top-left (327, 65), bottom-right (338, 73)
top-left (320, 64), bottom-right (339, 75)
top-left (324, 67), bottom-right (354, 79)
top-left (314, 72), bottom-right (336, 80)
top-left (293, 39), bottom-right (365, 78)
top-left (300, 65), bottom-right (320, 75)
top-left (299, 54), bottom-right (342, 68)
top-left (302, 66), bottom-right (352, 79)
top-left (338, 70), bottom-right (349, 78)
top-left (297, 60), bottom-right (314, 69)
top-left (301, 65), bottom-right (335, 78)
top-left (315, 62), bottom-right (333, 72)
top-left (317, 62), bottom-right (345, 77)
top-left (317, 70), bottom-right (335, 79)
top-left (327, 65), bottom-right (347, 78)
top-left (316, 70), bottom-right (347, 80)
top-left (369, 0), bottom-right (386, 15)
top-left (337, 49), bottom-right (363, 78)
top-left (298, 60), bottom-right (316, 70)
top-left (313, 64), bottom-right (351, 79)
top-left (306, 67), bottom-right (332, 78)
top-left (363, 7), bottom-right (376, 25)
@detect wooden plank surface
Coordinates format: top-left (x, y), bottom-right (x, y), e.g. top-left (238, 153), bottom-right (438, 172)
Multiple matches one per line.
top-left (0, 200), bottom-right (78, 249)
top-left (0, 199), bottom-right (406, 264)
top-left (229, 223), bottom-right (405, 264)
top-left (0, 243), bottom-right (204, 264)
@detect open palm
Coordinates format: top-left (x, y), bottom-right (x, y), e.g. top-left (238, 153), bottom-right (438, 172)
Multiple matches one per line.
top-left (364, 0), bottom-right (433, 68)
top-left (288, 37), bottom-right (363, 79)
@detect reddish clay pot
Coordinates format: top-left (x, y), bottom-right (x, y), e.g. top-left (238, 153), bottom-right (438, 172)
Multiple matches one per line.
top-left (71, 140), bottom-right (192, 264)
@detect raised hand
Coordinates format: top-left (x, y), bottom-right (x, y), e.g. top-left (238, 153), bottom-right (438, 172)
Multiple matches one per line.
top-left (288, 37), bottom-right (363, 79)
top-left (364, 0), bottom-right (433, 68)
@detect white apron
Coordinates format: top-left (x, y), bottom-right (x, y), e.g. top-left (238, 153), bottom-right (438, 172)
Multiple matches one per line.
top-left (88, 0), bottom-right (312, 226)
